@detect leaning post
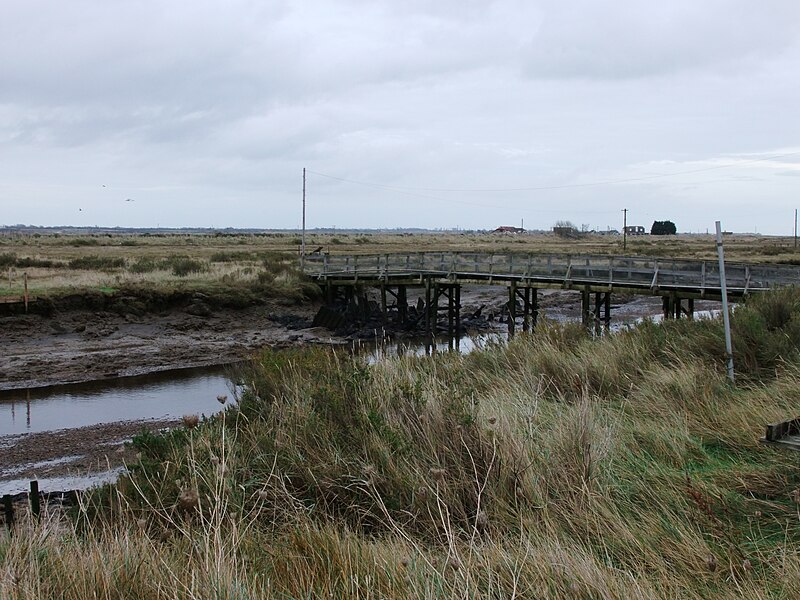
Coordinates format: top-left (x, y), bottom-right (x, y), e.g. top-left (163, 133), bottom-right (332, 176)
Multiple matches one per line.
top-left (715, 221), bottom-right (735, 383)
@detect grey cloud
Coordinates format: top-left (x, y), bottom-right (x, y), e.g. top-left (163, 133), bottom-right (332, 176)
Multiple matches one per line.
top-left (522, 0), bottom-right (800, 79)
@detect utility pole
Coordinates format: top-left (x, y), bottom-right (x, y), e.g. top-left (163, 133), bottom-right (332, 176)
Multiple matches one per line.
top-left (301, 167), bottom-right (306, 269)
top-left (795, 208), bottom-right (797, 250)
top-left (622, 208), bottom-right (628, 252)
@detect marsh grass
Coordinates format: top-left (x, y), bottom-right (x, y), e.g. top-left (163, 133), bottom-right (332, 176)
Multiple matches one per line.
top-left (3, 290), bottom-right (800, 597)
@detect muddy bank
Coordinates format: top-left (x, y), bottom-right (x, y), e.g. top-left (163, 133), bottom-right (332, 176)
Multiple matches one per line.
top-left (0, 301), bottom-right (339, 391)
top-left (0, 419), bottom-right (177, 487)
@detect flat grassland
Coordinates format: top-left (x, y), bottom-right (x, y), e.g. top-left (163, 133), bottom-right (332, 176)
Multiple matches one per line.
top-left (1, 231), bottom-right (798, 300)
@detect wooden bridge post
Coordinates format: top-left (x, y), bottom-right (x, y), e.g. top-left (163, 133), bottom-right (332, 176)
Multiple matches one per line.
top-left (522, 286), bottom-right (531, 333)
top-left (447, 285), bottom-right (455, 342)
top-left (687, 298), bottom-right (694, 319)
top-left (325, 282), bottom-right (335, 305)
top-left (662, 295), bottom-right (672, 319)
top-left (397, 285), bottom-right (408, 325)
top-left (380, 285), bottom-right (388, 323)
top-left (455, 284), bottom-right (461, 347)
top-left (593, 292), bottom-right (612, 333)
top-left (425, 277), bottom-right (434, 345)
top-left (508, 282), bottom-right (517, 337)
top-left (581, 289), bottom-right (591, 328)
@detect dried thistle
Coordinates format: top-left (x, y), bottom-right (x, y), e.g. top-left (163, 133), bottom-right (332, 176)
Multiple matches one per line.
top-left (217, 394), bottom-right (228, 404)
top-left (429, 467), bottom-right (446, 481)
top-left (178, 488), bottom-right (199, 510)
top-left (362, 464), bottom-right (377, 484)
top-left (706, 555), bottom-right (717, 572)
top-left (487, 416), bottom-right (497, 425)
top-left (182, 414), bottom-right (200, 429)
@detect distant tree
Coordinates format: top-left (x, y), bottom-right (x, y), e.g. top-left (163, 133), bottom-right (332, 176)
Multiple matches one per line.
top-left (651, 220), bottom-right (677, 235)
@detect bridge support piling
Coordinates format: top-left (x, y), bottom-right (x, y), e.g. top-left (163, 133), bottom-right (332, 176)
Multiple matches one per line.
top-left (324, 283), bottom-right (335, 305)
top-left (398, 286), bottom-right (408, 325)
top-left (594, 292), bottom-right (611, 334)
top-left (662, 294), bottom-right (691, 320)
top-left (522, 286), bottom-right (532, 333)
top-left (455, 285), bottom-right (461, 349)
top-left (508, 283), bottom-right (517, 337)
top-left (662, 295), bottom-right (673, 319)
top-left (425, 278), bottom-right (433, 348)
top-left (581, 289), bottom-right (591, 329)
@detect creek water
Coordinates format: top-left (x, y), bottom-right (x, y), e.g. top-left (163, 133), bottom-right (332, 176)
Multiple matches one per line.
top-left (0, 366), bottom-right (235, 437)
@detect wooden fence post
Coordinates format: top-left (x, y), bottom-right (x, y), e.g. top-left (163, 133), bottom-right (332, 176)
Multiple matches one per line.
top-left (2, 494), bottom-right (13, 531)
top-left (30, 480), bottom-right (40, 519)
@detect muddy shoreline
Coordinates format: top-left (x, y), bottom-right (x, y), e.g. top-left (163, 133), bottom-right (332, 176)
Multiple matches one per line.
top-left (0, 301), bottom-right (336, 391)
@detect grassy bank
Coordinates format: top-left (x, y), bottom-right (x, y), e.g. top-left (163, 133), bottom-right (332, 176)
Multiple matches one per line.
top-left (2, 289), bottom-right (800, 598)
top-left (1, 231), bottom-right (799, 303)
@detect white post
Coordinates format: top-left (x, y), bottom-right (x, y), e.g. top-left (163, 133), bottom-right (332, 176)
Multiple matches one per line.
top-left (715, 221), bottom-right (734, 383)
top-left (301, 167), bottom-right (306, 270)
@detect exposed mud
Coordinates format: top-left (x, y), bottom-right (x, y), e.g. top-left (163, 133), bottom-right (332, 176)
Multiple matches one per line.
top-left (0, 419), bottom-right (176, 485)
top-left (0, 301), bottom-right (339, 391)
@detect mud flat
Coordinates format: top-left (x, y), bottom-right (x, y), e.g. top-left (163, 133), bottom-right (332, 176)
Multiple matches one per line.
top-left (0, 301), bottom-right (341, 391)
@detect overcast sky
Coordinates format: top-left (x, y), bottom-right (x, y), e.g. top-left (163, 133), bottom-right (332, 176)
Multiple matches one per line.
top-left (1, 1), bottom-right (798, 234)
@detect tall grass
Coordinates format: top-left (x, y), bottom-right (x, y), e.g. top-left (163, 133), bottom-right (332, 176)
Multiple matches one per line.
top-left (3, 290), bottom-right (800, 598)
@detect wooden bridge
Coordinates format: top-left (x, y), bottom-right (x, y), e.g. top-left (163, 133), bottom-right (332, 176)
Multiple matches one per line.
top-left (304, 252), bottom-right (800, 337)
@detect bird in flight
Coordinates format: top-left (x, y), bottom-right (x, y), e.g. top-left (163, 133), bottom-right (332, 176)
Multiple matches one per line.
top-left (125, 198), bottom-right (134, 202)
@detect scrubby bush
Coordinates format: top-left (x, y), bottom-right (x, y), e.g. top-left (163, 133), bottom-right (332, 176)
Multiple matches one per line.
top-left (166, 256), bottom-right (206, 277)
top-left (127, 258), bottom-right (160, 274)
top-left (68, 255), bottom-right (125, 270)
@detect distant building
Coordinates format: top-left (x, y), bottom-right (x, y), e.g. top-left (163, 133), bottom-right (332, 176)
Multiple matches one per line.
top-left (624, 225), bottom-right (646, 236)
top-left (553, 225), bottom-right (579, 238)
top-left (493, 226), bottom-right (525, 234)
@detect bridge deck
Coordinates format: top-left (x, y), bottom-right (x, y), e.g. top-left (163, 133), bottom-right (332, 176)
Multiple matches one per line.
top-left (304, 252), bottom-right (799, 300)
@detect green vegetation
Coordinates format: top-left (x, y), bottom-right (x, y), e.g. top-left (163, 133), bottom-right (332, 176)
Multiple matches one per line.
top-left (68, 255), bottom-right (126, 270)
top-left (4, 289), bottom-right (800, 598)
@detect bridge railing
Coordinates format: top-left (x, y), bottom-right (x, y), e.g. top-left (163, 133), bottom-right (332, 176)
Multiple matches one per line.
top-left (304, 252), bottom-right (800, 292)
